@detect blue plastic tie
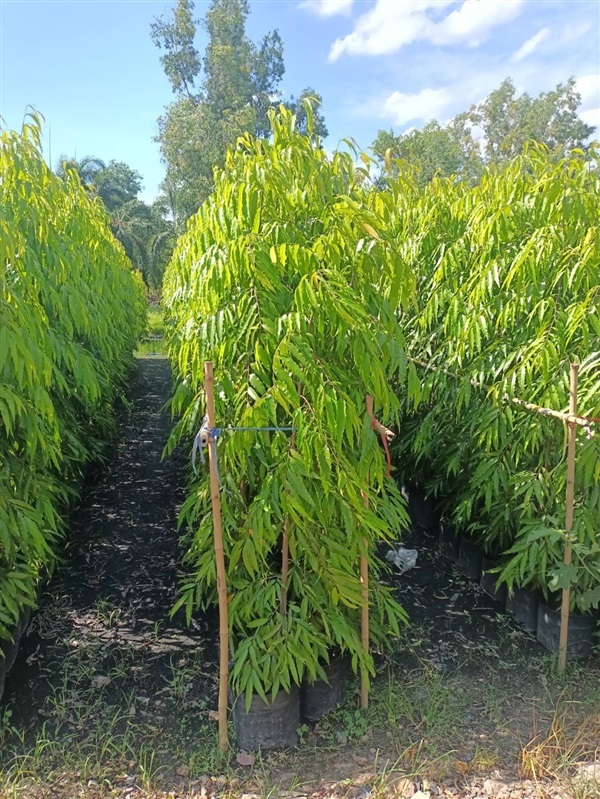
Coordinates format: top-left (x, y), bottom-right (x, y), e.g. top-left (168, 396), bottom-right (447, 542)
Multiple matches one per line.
top-left (191, 420), bottom-right (295, 488)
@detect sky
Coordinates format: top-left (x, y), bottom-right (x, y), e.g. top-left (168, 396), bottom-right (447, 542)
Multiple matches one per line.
top-left (1, 0), bottom-right (598, 203)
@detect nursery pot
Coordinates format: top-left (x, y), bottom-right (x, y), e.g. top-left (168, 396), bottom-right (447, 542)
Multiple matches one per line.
top-left (438, 523), bottom-right (460, 561)
top-left (536, 603), bottom-right (596, 658)
top-left (232, 685), bottom-right (300, 750)
top-left (301, 655), bottom-right (348, 723)
top-left (457, 538), bottom-right (483, 580)
top-left (18, 606), bottom-right (32, 637)
top-left (480, 556), bottom-right (508, 605)
top-left (506, 587), bottom-right (539, 632)
top-left (1, 630), bottom-right (19, 672)
top-left (407, 487), bottom-right (439, 531)
top-left (0, 655), bottom-right (6, 701)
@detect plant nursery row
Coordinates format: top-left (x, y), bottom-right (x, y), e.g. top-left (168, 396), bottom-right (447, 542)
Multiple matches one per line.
top-left (163, 105), bottom-right (599, 744)
top-left (0, 116), bottom-right (146, 698)
top-left (391, 142), bottom-right (600, 617)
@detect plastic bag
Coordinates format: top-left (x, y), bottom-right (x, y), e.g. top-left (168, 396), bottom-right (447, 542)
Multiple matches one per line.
top-left (385, 546), bottom-right (418, 573)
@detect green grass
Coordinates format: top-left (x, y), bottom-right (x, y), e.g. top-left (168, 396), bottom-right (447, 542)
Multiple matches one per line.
top-left (2, 648), bottom-right (600, 798)
top-left (135, 304), bottom-right (167, 358)
top-left (146, 307), bottom-right (164, 339)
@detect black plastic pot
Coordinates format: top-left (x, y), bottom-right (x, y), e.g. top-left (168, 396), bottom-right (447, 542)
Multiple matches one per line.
top-left (0, 656), bottom-right (6, 701)
top-left (438, 523), bottom-right (460, 560)
top-left (232, 685), bottom-right (300, 750)
top-left (1, 632), bottom-right (19, 672)
top-left (480, 556), bottom-right (507, 605)
top-left (457, 538), bottom-right (483, 580)
top-left (18, 606), bottom-right (32, 637)
top-left (506, 587), bottom-right (539, 632)
top-left (407, 487), bottom-right (439, 531)
top-left (536, 603), bottom-right (596, 658)
top-left (301, 656), bottom-right (347, 722)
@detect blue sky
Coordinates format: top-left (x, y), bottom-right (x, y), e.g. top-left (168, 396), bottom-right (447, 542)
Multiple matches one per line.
top-left (1, 0), bottom-right (598, 202)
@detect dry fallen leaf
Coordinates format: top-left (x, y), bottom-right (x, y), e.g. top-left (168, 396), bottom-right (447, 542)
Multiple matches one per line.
top-left (236, 751), bottom-right (255, 767)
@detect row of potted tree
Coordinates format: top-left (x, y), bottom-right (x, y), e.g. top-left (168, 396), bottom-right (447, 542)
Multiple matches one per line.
top-left (0, 114), bottom-right (146, 684)
top-left (390, 143), bottom-right (600, 642)
top-left (163, 106), bottom-right (419, 745)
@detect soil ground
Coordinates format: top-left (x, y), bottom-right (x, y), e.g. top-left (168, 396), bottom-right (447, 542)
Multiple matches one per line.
top-left (1, 358), bottom-right (599, 799)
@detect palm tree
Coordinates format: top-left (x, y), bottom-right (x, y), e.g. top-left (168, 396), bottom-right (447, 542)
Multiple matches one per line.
top-left (56, 155), bottom-right (106, 190)
top-left (110, 200), bottom-right (152, 281)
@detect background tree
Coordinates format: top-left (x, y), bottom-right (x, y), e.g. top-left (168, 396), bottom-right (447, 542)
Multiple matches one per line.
top-left (470, 77), bottom-right (595, 162)
top-left (373, 119), bottom-right (482, 187)
top-left (285, 88), bottom-right (328, 139)
top-left (151, 0), bottom-right (327, 221)
top-left (56, 157), bottom-right (173, 288)
top-left (373, 77), bottom-right (595, 186)
top-left (56, 154), bottom-right (106, 188)
top-left (94, 160), bottom-right (143, 211)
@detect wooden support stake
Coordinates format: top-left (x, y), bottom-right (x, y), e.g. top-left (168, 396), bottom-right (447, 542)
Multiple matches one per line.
top-left (359, 529), bottom-right (369, 709)
top-left (204, 361), bottom-right (229, 751)
top-left (280, 428), bottom-right (296, 617)
top-left (359, 395), bottom-right (376, 709)
top-left (280, 518), bottom-right (290, 616)
top-left (558, 363), bottom-right (578, 672)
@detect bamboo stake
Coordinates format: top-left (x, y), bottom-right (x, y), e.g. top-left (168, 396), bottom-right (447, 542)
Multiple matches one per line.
top-left (359, 513), bottom-right (369, 710)
top-left (204, 361), bottom-right (229, 751)
top-left (280, 428), bottom-right (297, 617)
top-left (407, 355), bottom-right (595, 430)
top-left (558, 363), bottom-right (578, 672)
top-left (359, 395), bottom-right (375, 709)
top-left (280, 518), bottom-right (290, 616)
top-left (359, 396), bottom-right (396, 708)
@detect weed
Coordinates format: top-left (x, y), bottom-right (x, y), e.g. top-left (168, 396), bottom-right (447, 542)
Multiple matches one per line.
top-left (92, 598), bottom-right (122, 630)
top-left (164, 649), bottom-right (205, 704)
top-left (296, 722), bottom-right (310, 745)
top-left (315, 700), bottom-right (369, 745)
top-left (136, 306), bottom-right (166, 358)
top-left (520, 702), bottom-right (600, 782)
top-left (0, 707), bottom-right (18, 744)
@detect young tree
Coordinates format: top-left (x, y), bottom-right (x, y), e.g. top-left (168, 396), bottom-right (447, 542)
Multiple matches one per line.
top-left (285, 88), bottom-right (328, 139)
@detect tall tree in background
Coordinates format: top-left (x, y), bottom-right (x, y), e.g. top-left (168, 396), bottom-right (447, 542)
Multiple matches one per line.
top-left (151, 0), bottom-right (327, 222)
top-left (373, 118), bottom-right (482, 187)
top-left (94, 161), bottom-right (143, 211)
top-left (472, 77), bottom-right (595, 162)
top-left (373, 77), bottom-right (595, 186)
top-left (56, 155), bottom-right (106, 188)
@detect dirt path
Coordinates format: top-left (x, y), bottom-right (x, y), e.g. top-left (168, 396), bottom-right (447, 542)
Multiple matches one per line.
top-left (2, 359), bottom-right (220, 785)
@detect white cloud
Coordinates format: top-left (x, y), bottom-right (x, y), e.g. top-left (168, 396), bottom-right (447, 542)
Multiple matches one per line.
top-left (575, 74), bottom-right (600, 110)
top-left (431, 0), bottom-right (523, 47)
top-left (329, 1), bottom-right (450, 60)
top-left (580, 107), bottom-right (600, 131)
top-left (329, 0), bottom-right (523, 61)
top-left (576, 73), bottom-right (600, 133)
top-left (511, 27), bottom-right (549, 62)
top-left (299, 0), bottom-right (353, 17)
top-left (556, 21), bottom-right (592, 47)
top-left (382, 87), bottom-right (451, 125)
